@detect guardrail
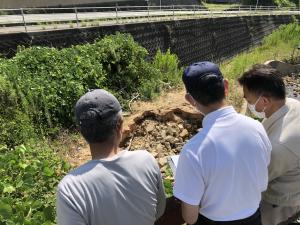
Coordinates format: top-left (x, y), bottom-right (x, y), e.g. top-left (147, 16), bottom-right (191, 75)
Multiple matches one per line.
top-left (0, 5), bottom-right (299, 33)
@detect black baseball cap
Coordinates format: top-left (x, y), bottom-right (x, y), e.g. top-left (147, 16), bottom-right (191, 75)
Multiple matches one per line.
top-left (75, 89), bottom-right (122, 126)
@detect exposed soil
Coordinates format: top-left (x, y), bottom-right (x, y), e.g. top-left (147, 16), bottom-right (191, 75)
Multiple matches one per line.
top-left (64, 73), bottom-right (300, 173)
top-left (64, 87), bottom-right (199, 168)
top-left (285, 73), bottom-right (300, 101)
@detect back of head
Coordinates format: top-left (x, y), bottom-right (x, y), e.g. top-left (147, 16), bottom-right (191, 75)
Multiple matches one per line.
top-left (75, 89), bottom-right (122, 144)
top-left (238, 64), bottom-right (285, 99)
top-left (182, 61), bottom-right (225, 106)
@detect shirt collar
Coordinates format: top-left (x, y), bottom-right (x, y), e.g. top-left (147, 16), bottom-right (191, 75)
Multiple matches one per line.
top-left (202, 106), bottom-right (236, 128)
top-left (262, 101), bottom-right (289, 131)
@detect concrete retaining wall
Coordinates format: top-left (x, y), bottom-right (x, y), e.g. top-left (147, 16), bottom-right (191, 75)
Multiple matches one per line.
top-left (0, 15), bottom-right (298, 65)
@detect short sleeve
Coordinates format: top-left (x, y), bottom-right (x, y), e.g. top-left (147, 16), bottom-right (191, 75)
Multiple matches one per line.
top-left (155, 167), bottom-right (166, 219)
top-left (56, 188), bottom-right (87, 225)
top-left (173, 149), bottom-right (205, 206)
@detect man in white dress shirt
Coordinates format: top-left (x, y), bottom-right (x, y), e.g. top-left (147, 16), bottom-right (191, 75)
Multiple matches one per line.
top-left (173, 61), bottom-right (272, 225)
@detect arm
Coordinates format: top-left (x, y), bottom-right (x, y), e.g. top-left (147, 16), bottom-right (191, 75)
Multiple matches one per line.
top-left (268, 142), bottom-right (298, 182)
top-left (155, 169), bottom-right (167, 220)
top-left (181, 202), bottom-right (200, 225)
top-left (56, 189), bottom-right (87, 225)
top-left (173, 150), bottom-right (204, 224)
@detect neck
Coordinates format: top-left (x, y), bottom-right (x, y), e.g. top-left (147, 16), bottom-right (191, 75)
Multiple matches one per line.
top-left (89, 139), bottom-right (120, 160)
top-left (265, 98), bottom-right (286, 118)
top-left (203, 100), bottom-right (228, 115)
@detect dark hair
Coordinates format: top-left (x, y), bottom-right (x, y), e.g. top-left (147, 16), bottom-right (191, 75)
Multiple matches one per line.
top-left (183, 73), bottom-right (225, 106)
top-left (238, 64), bottom-right (285, 99)
top-left (78, 111), bottom-right (122, 144)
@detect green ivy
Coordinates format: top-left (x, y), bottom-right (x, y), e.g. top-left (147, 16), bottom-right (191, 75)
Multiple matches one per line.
top-left (0, 145), bottom-right (70, 225)
top-left (0, 33), bottom-right (181, 142)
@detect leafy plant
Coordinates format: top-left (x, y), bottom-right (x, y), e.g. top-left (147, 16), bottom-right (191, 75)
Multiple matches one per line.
top-left (0, 145), bottom-right (70, 224)
top-left (153, 49), bottom-right (183, 88)
top-left (0, 64), bottom-right (35, 148)
top-left (0, 33), bottom-right (182, 144)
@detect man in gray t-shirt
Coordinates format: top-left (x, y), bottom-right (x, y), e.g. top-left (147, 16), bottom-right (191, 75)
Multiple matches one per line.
top-left (56, 89), bottom-right (166, 225)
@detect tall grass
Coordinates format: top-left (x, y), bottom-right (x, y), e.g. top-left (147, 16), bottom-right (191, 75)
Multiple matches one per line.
top-left (220, 22), bottom-right (300, 109)
top-left (221, 22), bottom-right (300, 80)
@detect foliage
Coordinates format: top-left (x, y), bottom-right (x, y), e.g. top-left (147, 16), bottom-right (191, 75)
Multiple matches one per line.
top-left (0, 33), bottom-right (182, 142)
top-left (221, 22), bottom-right (300, 80)
top-left (0, 64), bottom-right (35, 148)
top-left (0, 145), bottom-right (70, 225)
top-left (153, 49), bottom-right (183, 88)
top-left (241, 0), bottom-right (297, 6)
top-left (163, 165), bottom-right (174, 197)
top-left (220, 22), bottom-right (300, 110)
top-left (3, 45), bottom-right (106, 135)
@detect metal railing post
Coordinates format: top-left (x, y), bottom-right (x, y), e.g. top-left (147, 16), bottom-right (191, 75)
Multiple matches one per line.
top-left (172, 5), bottom-right (175, 20)
top-left (74, 7), bottom-right (79, 28)
top-left (148, 4), bottom-right (150, 22)
top-left (115, 5), bottom-right (118, 24)
top-left (20, 8), bottom-right (27, 33)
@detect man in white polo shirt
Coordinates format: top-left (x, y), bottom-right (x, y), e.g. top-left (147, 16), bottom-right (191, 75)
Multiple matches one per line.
top-left (238, 64), bottom-right (300, 225)
top-left (173, 61), bottom-right (272, 225)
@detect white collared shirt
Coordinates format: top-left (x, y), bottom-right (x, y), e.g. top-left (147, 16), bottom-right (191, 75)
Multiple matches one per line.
top-left (174, 106), bottom-right (271, 221)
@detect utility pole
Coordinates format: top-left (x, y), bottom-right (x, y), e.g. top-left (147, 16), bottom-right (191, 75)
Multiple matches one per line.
top-left (256, 0), bottom-right (259, 9)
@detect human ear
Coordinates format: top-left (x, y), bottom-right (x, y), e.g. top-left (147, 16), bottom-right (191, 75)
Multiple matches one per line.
top-left (116, 117), bottom-right (123, 137)
top-left (185, 93), bottom-right (196, 106)
top-left (261, 96), bottom-right (271, 107)
top-left (224, 79), bottom-right (229, 96)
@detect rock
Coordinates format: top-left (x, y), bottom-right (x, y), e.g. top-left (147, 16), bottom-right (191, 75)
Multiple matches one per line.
top-left (165, 135), bottom-right (174, 143)
top-left (145, 123), bottom-right (155, 133)
top-left (166, 126), bottom-right (178, 136)
top-left (178, 124), bottom-right (184, 129)
top-left (164, 142), bottom-right (171, 150)
top-left (151, 152), bottom-right (158, 158)
top-left (158, 157), bottom-right (168, 167)
top-left (161, 165), bottom-right (168, 174)
top-left (160, 130), bottom-right (167, 139)
top-left (185, 124), bottom-right (192, 129)
top-left (180, 129), bottom-right (189, 138)
top-left (156, 144), bottom-right (164, 153)
top-left (173, 137), bottom-right (179, 143)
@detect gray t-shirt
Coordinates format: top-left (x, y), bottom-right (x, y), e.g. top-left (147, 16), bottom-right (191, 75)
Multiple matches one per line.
top-left (56, 150), bottom-right (166, 225)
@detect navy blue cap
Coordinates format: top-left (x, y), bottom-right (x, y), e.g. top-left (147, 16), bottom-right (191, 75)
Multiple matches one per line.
top-left (75, 89), bottom-right (121, 125)
top-left (183, 61), bottom-right (223, 80)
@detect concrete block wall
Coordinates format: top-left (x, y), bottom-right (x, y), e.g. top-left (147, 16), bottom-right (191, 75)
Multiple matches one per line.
top-left (0, 15), bottom-right (298, 65)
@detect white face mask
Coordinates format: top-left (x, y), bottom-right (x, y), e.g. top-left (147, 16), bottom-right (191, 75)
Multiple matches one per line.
top-left (247, 96), bottom-right (266, 119)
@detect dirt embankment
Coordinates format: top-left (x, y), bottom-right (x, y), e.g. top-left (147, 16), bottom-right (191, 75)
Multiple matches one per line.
top-left (64, 72), bottom-right (300, 172)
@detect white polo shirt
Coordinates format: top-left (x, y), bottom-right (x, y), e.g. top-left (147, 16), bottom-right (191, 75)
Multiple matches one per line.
top-left (173, 106), bottom-right (271, 221)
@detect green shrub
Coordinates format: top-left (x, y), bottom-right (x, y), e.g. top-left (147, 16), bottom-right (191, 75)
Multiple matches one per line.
top-left (0, 33), bottom-right (183, 144)
top-left (0, 145), bottom-right (70, 225)
top-left (4, 46), bottom-right (106, 135)
top-left (241, 0), bottom-right (296, 6)
top-left (0, 66), bottom-right (35, 148)
top-left (153, 49), bottom-right (183, 88)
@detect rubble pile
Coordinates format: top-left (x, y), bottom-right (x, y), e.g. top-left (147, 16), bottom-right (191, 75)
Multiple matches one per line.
top-left (285, 74), bottom-right (300, 101)
top-left (121, 109), bottom-right (202, 174)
